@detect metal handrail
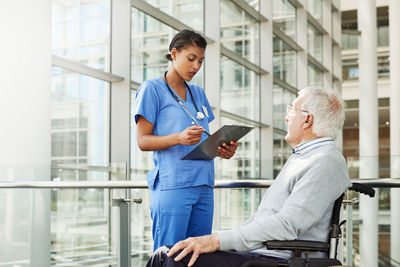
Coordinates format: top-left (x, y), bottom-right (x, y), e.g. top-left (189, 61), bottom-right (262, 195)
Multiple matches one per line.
top-left (0, 178), bottom-right (399, 189)
top-left (0, 179), bottom-right (273, 189)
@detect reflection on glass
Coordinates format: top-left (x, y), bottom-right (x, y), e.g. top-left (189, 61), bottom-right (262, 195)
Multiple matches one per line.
top-left (215, 117), bottom-right (260, 180)
top-left (50, 67), bottom-right (110, 265)
top-left (378, 56), bottom-right (390, 77)
top-left (213, 188), bottom-right (265, 231)
top-left (273, 0), bottom-right (296, 40)
top-left (307, 63), bottom-right (323, 87)
top-left (273, 84), bottom-right (296, 131)
top-left (377, 15), bottom-right (389, 47)
top-left (51, 68), bottom-right (108, 165)
top-left (273, 132), bottom-right (291, 178)
top-left (130, 89), bottom-right (154, 182)
top-left (307, 23), bottom-right (322, 62)
top-left (51, 187), bottom-right (112, 265)
top-left (342, 56), bottom-right (389, 81)
top-left (142, 0), bottom-right (203, 31)
top-left (220, 56), bottom-right (260, 120)
top-left (52, 0), bottom-right (110, 71)
top-left (342, 58), bottom-right (358, 80)
top-left (131, 9), bottom-right (171, 84)
top-left (273, 36), bottom-right (297, 87)
top-left (244, 0), bottom-right (259, 11)
top-left (130, 189), bottom-right (153, 266)
top-left (221, 0), bottom-right (260, 65)
top-left (131, 9), bottom-right (204, 86)
top-left (342, 33), bottom-right (358, 50)
top-left (307, 0), bottom-right (321, 22)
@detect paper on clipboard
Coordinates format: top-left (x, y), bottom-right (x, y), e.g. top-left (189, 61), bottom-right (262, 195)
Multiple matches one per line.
top-left (181, 125), bottom-right (254, 160)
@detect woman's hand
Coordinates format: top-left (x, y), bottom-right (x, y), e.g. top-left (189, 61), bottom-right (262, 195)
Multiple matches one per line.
top-left (218, 141), bottom-right (238, 159)
top-left (178, 125), bottom-right (204, 146)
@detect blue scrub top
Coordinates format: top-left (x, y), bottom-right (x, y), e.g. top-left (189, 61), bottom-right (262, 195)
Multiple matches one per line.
top-left (135, 78), bottom-right (215, 190)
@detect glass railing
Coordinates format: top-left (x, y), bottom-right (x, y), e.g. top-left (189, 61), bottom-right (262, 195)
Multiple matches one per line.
top-left (1, 158), bottom-right (400, 267)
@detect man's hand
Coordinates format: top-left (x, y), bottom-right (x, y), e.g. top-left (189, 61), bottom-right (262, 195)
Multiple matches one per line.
top-left (218, 141), bottom-right (238, 159)
top-left (167, 235), bottom-right (220, 266)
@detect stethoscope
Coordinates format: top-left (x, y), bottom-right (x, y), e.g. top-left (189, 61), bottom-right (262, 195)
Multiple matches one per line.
top-left (163, 71), bottom-right (211, 136)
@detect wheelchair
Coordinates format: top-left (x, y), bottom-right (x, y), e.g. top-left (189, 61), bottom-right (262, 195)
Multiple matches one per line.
top-left (241, 182), bottom-right (375, 267)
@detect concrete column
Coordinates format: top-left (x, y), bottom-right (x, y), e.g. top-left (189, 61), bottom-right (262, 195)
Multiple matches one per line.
top-left (110, 0), bottom-right (132, 266)
top-left (204, 0), bottom-right (221, 230)
top-left (260, 0), bottom-right (273, 179)
top-left (389, 0), bottom-right (400, 263)
top-left (0, 1), bottom-right (51, 266)
top-left (358, 0), bottom-right (379, 266)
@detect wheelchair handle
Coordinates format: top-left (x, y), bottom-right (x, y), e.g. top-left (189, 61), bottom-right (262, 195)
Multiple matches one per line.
top-left (349, 182), bottom-right (375, 197)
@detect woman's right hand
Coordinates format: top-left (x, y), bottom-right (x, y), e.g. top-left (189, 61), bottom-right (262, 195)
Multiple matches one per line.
top-left (178, 125), bottom-right (204, 146)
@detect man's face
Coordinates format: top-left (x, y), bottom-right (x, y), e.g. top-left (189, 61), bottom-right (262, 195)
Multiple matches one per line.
top-left (285, 97), bottom-right (306, 148)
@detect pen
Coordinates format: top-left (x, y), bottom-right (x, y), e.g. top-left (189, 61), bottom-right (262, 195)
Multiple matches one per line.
top-left (178, 100), bottom-right (211, 136)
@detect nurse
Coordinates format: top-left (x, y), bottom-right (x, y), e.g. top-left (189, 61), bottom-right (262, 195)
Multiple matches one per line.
top-left (135, 29), bottom-right (238, 250)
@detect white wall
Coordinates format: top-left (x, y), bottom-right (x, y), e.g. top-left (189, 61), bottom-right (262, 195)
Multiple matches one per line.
top-left (0, 1), bottom-right (51, 266)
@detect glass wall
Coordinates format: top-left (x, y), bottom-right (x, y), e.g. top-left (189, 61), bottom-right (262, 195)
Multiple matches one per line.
top-left (273, 84), bottom-right (296, 131)
top-left (220, 0), bottom-right (260, 65)
top-left (273, 36), bottom-right (297, 87)
top-left (0, 0), bottom-right (351, 265)
top-left (272, 84), bottom-right (295, 178)
top-left (273, 0), bottom-right (296, 40)
top-left (216, 117), bottom-right (261, 180)
top-left (50, 0), bottom-right (111, 265)
top-left (143, 0), bottom-right (203, 31)
top-left (220, 56), bottom-right (260, 120)
top-left (52, 0), bottom-right (110, 71)
top-left (307, 0), bottom-right (322, 22)
top-left (273, 132), bottom-right (291, 178)
top-left (307, 23), bottom-right (322, 62)
top-left (308, 63), bottom-right (323, 87)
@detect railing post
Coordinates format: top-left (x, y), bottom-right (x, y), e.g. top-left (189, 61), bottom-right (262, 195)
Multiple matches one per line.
top-left (120, 200), bottom-right (131, 267)
top-left (346, 204), bottom-right (353, 266)
top-left (113, 197), bottom-right (142, 267)
top-left (113, 198), bottom-right (131, 267)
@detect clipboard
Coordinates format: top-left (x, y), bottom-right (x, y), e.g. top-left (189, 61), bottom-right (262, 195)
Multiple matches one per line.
top-left (181, 125), bottom-right (254, 160)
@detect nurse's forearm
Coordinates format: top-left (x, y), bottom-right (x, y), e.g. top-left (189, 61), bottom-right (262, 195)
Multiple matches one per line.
top-left (137, 133), bottom-right (180, 151)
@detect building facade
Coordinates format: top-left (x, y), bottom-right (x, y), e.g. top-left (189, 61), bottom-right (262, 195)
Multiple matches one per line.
top-left (0, 0), bottom-right (346, 266)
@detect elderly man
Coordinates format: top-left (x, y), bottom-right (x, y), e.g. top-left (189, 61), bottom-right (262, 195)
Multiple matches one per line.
top-left (146, 87), bottom-right (351, 267)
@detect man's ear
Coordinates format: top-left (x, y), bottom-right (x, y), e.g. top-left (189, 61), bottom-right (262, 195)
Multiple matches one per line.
top-left (302, 114), bottom-right (313, 130)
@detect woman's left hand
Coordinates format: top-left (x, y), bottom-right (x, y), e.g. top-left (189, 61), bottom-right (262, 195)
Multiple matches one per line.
top-left (218, 141), bottom-right (238, 159)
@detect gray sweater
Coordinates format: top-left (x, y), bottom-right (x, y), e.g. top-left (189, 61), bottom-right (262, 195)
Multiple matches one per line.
top-left (217, 138), bottom-right (351, 259)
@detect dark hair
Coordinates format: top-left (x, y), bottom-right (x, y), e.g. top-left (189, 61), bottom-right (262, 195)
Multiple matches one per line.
top-left (165, 29), bottom-right (207, 61)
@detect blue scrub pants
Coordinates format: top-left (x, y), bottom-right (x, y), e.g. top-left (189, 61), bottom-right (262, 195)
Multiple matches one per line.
top-left (150, 185), bottom-right (214, 251)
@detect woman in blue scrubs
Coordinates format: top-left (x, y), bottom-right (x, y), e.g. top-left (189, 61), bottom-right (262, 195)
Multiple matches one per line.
top-left (135, 29), bottom-right (238, 250)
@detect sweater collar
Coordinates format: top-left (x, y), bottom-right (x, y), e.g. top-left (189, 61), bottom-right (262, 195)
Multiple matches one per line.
top-left (292, 137), bottom-right (335, 155)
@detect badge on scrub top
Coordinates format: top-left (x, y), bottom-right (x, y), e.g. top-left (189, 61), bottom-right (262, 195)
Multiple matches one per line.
top-left (202, 105), bottom-right (209, 118)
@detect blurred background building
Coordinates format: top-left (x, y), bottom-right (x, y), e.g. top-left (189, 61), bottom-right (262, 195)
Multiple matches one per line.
top-left (0, 0), bottom-right (399, 266)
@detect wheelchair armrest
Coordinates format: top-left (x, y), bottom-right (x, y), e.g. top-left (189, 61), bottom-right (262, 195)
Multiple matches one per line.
top-left (265, 240), bottom-right (329, 253)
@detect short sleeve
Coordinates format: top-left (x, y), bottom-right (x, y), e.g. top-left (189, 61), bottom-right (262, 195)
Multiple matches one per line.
top-left (134, 80), bottom-right (159, 125)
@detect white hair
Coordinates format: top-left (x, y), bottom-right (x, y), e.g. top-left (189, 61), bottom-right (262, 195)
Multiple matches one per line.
top-left (298, 87), bottom-right (345, 139)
